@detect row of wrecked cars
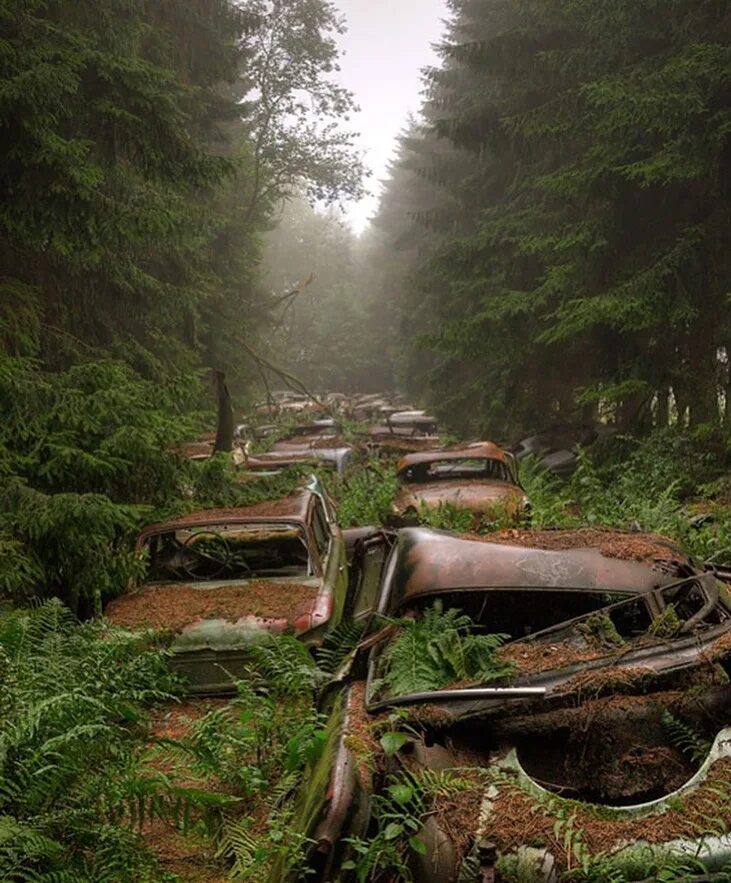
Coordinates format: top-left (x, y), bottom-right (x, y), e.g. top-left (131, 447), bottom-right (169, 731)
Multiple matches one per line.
top-left (182, 388), bottom-right (532, 526)
top-left (106, 458), bottom-right (731, 880)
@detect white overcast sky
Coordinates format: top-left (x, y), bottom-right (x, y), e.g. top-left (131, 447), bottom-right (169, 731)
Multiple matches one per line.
top-left (332, 0), bottom-right (449, 232)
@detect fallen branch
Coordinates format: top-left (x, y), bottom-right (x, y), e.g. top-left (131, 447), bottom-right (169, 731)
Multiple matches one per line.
top-left (237, 337), bottom-right (330, 414)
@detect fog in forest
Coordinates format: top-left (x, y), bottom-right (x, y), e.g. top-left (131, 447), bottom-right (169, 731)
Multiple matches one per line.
top-left (3, 2), bottom-right (731, 881)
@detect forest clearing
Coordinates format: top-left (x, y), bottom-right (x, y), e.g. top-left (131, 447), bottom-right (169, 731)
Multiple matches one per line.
top-left (1, 0), bottom-right (731, 881)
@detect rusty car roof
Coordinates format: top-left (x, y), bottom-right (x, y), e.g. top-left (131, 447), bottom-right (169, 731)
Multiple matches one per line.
top-left (396, 441), bottom-right (508, 472)
top-left (380, 528), bottom-right (690, 613)
top-left (138, 490), bottom-right (312, 540)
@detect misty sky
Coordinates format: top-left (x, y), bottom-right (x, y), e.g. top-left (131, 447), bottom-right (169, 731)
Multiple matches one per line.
top-left (333, 0), bottom-right (449, 232)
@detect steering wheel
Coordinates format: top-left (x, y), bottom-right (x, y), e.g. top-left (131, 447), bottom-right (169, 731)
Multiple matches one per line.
top-left (180, 530), bottom-right (250, 580)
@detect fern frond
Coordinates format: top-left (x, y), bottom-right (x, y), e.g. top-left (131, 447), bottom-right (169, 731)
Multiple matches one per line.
top-left (317, 619), bottom-right (366, 673)
top-left (377, 602), bottom-right (513, 696)
top-left (662, 712), bottom-right (712, 764)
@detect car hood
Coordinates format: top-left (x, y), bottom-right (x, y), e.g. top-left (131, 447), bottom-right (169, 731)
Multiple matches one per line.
top-left (394, 480), bottom-right (524, 513)
top-left (105, 576), bottom-right (330, 647)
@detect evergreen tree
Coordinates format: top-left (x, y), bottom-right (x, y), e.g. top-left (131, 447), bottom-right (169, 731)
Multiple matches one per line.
top-left (364, 0), bottom-right (731, 436)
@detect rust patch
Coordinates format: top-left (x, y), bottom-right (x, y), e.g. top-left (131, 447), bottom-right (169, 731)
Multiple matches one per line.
top-left (481, 528), bottom-right (684, 563)
top-left (397, 442), bottom-right (508, 472)
top-left (105, 582), bottom-right (320, 631)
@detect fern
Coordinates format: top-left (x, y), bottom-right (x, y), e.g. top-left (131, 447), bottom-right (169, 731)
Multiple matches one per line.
top-left (246, 633), bottom-right (329, 697)
top-left (377, 602), bottom-right (514, 696)
top-left (0, 601), bottom-right (183, 881)
top-left (316, 619), bottom-right (366, 673)
top-left (662, 712), bottom-right (712, 765)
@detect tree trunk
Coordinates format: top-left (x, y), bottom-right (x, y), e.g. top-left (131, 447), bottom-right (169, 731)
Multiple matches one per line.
top-left (655, 387), bottom-right (669, 428)
top-left (213, 369), bottom-right (234, 453)
top-left (619, 392), bottom-right (652, 434)
top-left (688, 351), bottom-right (719, 428)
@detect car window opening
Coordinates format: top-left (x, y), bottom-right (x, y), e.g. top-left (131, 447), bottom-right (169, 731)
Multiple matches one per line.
top-left (405, 590), bottom-right (649, 640)
top-left (145, 523), bottom-right (312, 582)
top-left (401, 458), bottom-right (511, 484)
top-left (512, 703), bottom-right (724, 806)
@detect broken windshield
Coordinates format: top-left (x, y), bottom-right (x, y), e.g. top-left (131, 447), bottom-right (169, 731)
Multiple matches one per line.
top-left (402, 589), bottom-right (642, 637)
top-left (143, 522), bottom-right (312, 583)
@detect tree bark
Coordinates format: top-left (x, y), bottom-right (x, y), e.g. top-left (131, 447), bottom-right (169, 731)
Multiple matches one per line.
top-left (655, 387), bottom-right (669, 428)
top-left (213, 370), bottom-right (234, 453)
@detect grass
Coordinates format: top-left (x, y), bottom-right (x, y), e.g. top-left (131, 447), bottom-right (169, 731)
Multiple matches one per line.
top-left (329, 462), bottom-right (401, 527)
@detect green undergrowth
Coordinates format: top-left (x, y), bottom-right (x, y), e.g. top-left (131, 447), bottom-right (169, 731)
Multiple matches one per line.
top-left (0, 600), bottom-right (189, 882)
top-left (328, 462), bottom-right (401, 527)
top-left (519, 429), bottom-right (731, 565)
top-left (154, 636), bottom-right (330, 882)
top-left (0, 604), bottom-right (354, 883)
top-left (0, 357), bottom-right (313, 614)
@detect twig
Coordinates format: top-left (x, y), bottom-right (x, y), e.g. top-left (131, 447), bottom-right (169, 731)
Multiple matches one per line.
top-left (237, 337), bottom-right (331, 413)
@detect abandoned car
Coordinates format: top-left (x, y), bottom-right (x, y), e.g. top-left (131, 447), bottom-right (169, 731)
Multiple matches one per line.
top-left (392, 441), bottom-right (529, 524)
top-left (244, 445), bottom-right (355, 477)
top-left (174, 435), bottom-right (246, 465)
top-left (240, 419), bottom-right (357, 477)
top-left (105, 480), bottom-right (348, 693)
top-left (273, 527), bottom-right (731, 882)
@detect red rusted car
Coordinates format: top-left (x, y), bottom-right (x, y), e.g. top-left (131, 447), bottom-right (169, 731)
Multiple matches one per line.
top-left (105, 479), bottom-right (348, 693)
top-left (274, 527), bottom-right (731, 882)
top-left (392, 441), bottom-right (529, 524)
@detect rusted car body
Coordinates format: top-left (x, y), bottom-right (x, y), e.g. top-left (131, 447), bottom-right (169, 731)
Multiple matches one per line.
top-left (174, 437), bottom-right (246, 465)
top-left (105, 480), bottom-right (347, 694)
top-left (244, 446), bottom-right (355, 476)
top-left (240, 420), bottom-right (357, 477)
top-left (393, 441), bottom-right (529, 523)
top-left (367, 409), bottom-right (439, 437)
top-left (275, 528), bottom-right (731, 882)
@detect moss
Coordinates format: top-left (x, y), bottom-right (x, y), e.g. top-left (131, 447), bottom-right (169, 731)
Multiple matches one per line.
top-left (577, 612), bottom-right (625, 648)
top-left (649, 603), bottom-right (682, 638)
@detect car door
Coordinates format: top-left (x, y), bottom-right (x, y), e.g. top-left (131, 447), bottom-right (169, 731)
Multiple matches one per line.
top-left (311, 497), bottom-right (348, 630)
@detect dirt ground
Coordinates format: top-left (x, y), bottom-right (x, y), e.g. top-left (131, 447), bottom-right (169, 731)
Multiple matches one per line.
top-left (141, 700), bottom-right (234, 883)
top-left (105, 581), bottom-right (320, 631)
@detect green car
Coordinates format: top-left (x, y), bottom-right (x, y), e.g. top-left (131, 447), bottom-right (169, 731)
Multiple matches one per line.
top-left (105, 477), bottom-right (349, 693)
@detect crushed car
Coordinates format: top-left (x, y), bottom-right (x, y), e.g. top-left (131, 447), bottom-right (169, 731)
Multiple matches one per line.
top-left (105, 479), bottom-right (348, 694)
top-left (392, 441), bottom-right (529, 524)
top-left (272, 527), bottom-right (731, 882)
